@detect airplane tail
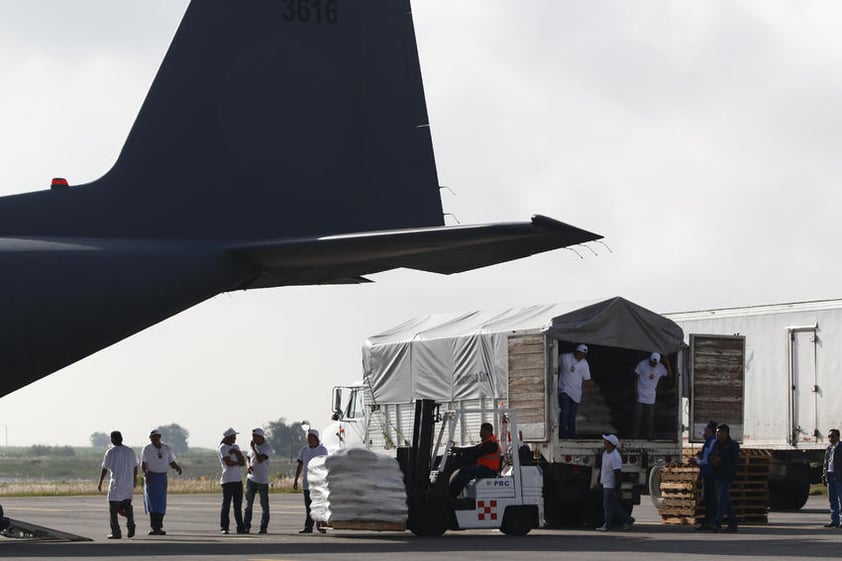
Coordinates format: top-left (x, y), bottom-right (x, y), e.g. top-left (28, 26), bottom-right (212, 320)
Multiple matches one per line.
top-left (0, 0), bottom-right (444, 240)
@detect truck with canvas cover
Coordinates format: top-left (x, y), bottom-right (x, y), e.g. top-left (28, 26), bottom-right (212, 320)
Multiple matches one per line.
top-left (324, 297), bottom-right (688, 526)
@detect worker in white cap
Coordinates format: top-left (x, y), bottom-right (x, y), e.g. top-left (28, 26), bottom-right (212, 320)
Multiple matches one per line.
top-left (632, 352), bottom-right (673, 438)
top-left (558, 343), bottom-right (593, 438)
top-left (294, 428), bottom-right (328, 533)
top-left (141, 428), bottom-right (182, 535)
top-left (597, 434), bottom-right (635, 531)
top-left (218, 427), bottom-right (246, 534)
top-left (244, 428), bottom-right (273, 534)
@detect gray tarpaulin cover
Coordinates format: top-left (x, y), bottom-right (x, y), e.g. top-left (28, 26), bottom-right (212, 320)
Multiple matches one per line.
top-left (363, 297), bottom-right (684, 404)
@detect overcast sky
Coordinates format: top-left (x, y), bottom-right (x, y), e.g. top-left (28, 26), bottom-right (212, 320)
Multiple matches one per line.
top-left (1, 1), bottom-right (840, 449)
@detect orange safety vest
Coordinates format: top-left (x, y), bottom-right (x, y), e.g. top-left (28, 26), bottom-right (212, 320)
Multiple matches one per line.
top-left (476, 434), bottom-right (502, 472)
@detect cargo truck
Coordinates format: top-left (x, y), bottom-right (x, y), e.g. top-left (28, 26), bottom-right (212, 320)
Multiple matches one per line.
top-left (665, 298), bottom-right (842, 510)
top-left (324, 297), bottom-right (688, 526)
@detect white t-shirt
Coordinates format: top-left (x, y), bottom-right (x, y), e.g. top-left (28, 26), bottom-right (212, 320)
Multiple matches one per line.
top-left (102, 445), bottom-right (139, 502)
top-left (601, 448), bottom-right (623, 489)
top-left (830, 442), bottom-right (838, 474)
top-left (558, 352), bottom-right (591, 403)
top-left (141, 442), bottom-right (176, 473)
top-left (297, 443), bottom-right (328, 490)
top-left (247, 441), bottom-right (274, 485)
top-left (634, 359), bottom-right (668, 404)
top-left (218, 443), bottom-right (243, 484)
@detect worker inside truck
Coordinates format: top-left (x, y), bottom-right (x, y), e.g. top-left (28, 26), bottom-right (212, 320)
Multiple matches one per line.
top-left (555, 342), bottom-right (678, 440)
top-left (447, 423), bottom-right (503, 497)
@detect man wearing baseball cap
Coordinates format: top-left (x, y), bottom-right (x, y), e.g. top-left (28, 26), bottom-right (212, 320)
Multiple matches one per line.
top-left (632, 352), bottom-right (673, 438)
top-left (141, 428), bottom-right (182, 535)
top-left (218, 427), bottom-right (246, 534)
top-left (244, 428), bottom-right (273, 534)
top-left (294, 428), bottom-right (328, 533)
top-left (597, 434), bottom-right (634, 531)
top-left (558, 343), bottom-right (593, 438)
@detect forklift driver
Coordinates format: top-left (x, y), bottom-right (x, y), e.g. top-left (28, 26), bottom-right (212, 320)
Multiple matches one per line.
top-left (448, 423), bottom-right (503, 498)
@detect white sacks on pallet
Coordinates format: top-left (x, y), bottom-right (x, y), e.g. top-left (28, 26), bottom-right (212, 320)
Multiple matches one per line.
top-left (308, 447), bottom-right (408, 525)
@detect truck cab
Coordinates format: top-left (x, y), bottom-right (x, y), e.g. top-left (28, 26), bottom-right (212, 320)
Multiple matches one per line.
top-left (322, 384), bottom-right (369, 452)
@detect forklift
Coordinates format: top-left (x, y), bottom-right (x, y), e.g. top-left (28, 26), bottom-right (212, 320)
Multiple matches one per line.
top-left (400, 399), bottom-right (543, 536)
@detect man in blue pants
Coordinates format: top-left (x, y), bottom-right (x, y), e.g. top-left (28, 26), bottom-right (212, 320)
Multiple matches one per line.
top-left (558, 344), bottom-right (593, 438)
top-left (596, 434), bottom-right (634, 531)
top-left (141, 429), bottom-right (182, 535)
top-left (822, 428), bottom-right (842, 528)
top-left (691, 421), bottom-right (718, 530)
top-left (711, 424), bottom-right (739, 532)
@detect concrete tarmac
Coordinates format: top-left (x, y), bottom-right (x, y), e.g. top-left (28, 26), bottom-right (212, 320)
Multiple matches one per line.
top-left (1, 493), bottom-right (839, 561)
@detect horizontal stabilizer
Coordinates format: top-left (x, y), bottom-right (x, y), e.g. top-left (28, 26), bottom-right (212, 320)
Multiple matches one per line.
top-left (229, 215), bottom-right (601, 288)
top-left (2, 517), bottom-right (92, 541)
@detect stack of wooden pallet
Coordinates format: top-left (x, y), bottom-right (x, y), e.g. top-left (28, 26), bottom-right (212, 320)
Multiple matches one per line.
top-left (657, 449), bottom-right (771, 525)
top-left (657, 466), bottom-right (702, 525)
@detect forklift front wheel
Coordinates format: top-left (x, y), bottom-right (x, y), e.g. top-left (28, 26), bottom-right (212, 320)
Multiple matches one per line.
top-left (500, 505), bottom-right (537, 536)
top-left (409, 503), bottom-right (450, 537)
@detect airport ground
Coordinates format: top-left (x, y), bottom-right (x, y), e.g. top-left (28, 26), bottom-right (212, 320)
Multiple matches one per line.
top-left (1, 494), bottom-right (839, 561)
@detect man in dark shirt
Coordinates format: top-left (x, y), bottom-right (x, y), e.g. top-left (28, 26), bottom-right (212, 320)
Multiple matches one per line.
top-left (822, 428), bottom-right (842, 527)
top-left (448, 423), bottom-right (502, 498)
top-left (690, 421), bottom-right (718, 530)
top-left (711, 423), bottom-right (740, 532)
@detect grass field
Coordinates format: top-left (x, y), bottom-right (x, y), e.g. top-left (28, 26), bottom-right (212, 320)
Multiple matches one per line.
top-left (0, 446), bottom-right (300, 497)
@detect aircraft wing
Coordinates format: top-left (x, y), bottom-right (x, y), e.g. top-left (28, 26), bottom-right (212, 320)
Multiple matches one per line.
top-left (228, 215), bottom-right (602, 288)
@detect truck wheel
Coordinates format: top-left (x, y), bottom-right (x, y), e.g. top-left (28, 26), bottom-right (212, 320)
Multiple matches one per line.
top-left (408, 503), bottom-right (450, 536)
top-left (501, 506), bottom-right (537, 536)
top-left (768, 478), bottom-right (809, 511)
top-left (583, 488), bottom-right (605, 528)
top-left (648, 465), bottom-right (665, 509)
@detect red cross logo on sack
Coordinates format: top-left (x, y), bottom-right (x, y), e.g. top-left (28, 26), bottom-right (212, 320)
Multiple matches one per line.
top-left (477, 499), bottom-right (498, 520)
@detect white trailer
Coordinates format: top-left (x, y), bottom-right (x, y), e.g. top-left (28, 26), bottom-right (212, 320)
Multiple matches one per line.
top-left (324, 297), bottom-right (687, 526)
top-left (666, 298), bottom-right (842, 510)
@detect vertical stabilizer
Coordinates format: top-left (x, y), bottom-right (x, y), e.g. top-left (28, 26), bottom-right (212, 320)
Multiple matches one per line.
top-left (0, 0), bottom-right (444, 240)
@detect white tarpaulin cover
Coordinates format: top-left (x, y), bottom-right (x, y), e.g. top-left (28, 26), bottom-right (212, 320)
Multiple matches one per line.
top-left (363, 297), bottom-right (685, 404)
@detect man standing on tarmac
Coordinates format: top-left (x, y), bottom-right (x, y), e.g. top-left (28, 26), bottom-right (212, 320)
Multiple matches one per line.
top-left (690, 421), bottom-right (718, 530)
top-left (218, 427), bottom-right (246, 534)
top-left (711, 423), bottom-right (740, 532)
top-left (596, 434), bottom-right (634, 532)
top-left (294, 429), bottom-right (328, 534)
top-left (244, 427), bottom-right (273, 534)
top-left (141, 428), bottom-right (182, 535)
top-left (558, 344), bottom-right (593, 438)
top-left (97, 430), bottom-right (139, 539)
top-left (822, 428), bottom-right (842, 528)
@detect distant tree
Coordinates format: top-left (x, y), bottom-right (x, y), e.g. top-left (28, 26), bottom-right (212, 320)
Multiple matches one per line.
top-left (29, 444), bottom-right (75, 457)
top-left (90, 432), bottom-right (110, 448)
top-left (155, 423), bottom-right (190, 455)
top-left (265, 418), bottom-right (307, 463)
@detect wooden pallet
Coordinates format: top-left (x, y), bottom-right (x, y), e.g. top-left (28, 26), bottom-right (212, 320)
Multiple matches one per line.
top-left (657, 448), bottom-right (770, 525)
top-left (329, 520), bottom-right (406, 531)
